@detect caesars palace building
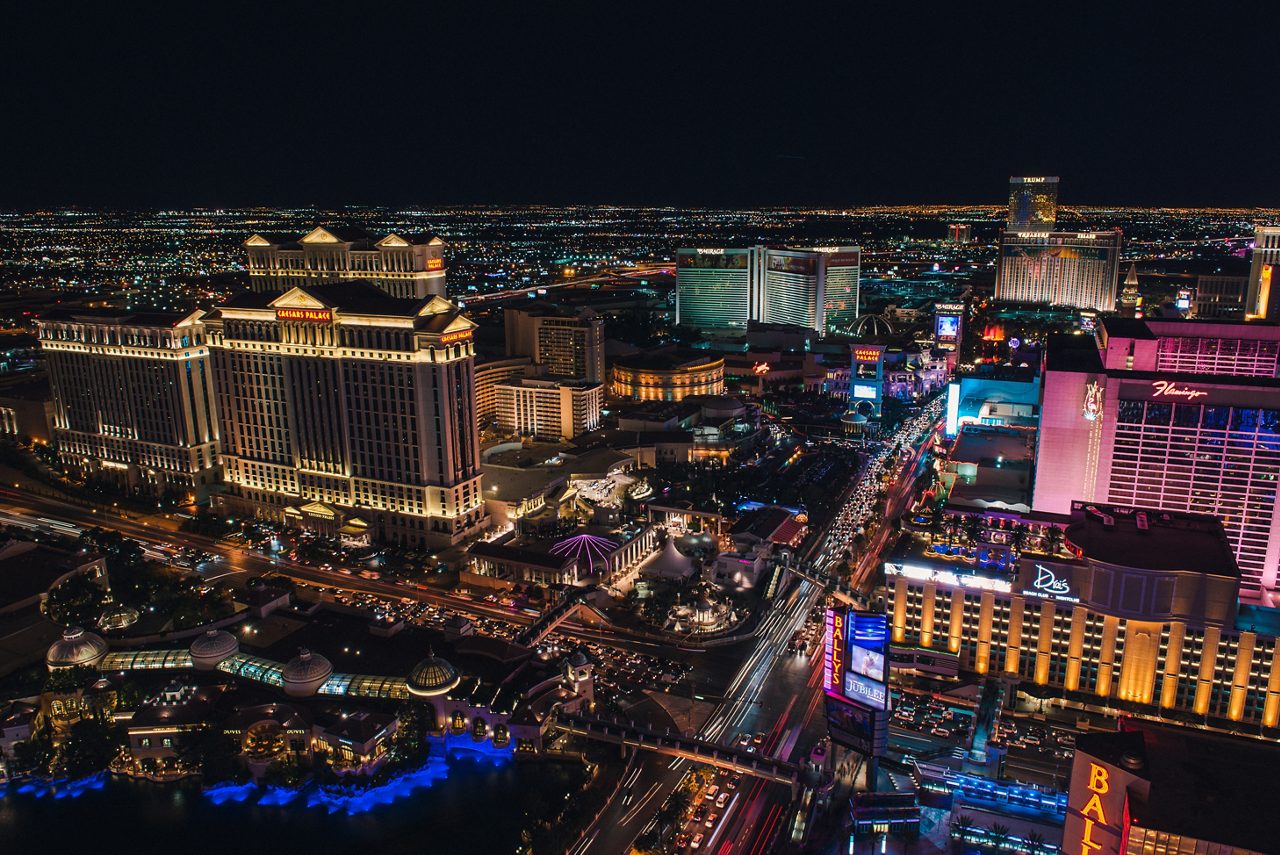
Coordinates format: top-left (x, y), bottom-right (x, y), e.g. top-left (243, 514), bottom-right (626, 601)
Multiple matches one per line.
top-left (886, 501), bottom-right (1280, 730)
top-left (204, 281), bottom-right (486, 547)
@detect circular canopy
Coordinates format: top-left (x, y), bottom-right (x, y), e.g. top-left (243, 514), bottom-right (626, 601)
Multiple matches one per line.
top-left (407, 652), bottom-right (461, 698)
top-left (46, 626), bottom-right (108, 671)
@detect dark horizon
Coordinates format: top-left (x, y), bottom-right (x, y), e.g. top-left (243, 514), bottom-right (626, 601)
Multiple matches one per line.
top-left (6, 5), bottom-right (1278, 210)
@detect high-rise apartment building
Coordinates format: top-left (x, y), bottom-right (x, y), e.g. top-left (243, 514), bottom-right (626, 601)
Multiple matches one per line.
top-left (1246, 226), bottom-right (1280, 320)
top-left (495, 378), bottom-right (603, 441)
top-left (504, 303), bottom-right (605, 382)
top-left (1033, 318), bottom-right (1280, 601)
top-left (1007, 176), bottom-right (1059, 233)
top-left (244, 226), bottom-right (446, 300)
top-left (475, 356), bottom-right (534, 427)
top-left (675, 246), bottom-right (860, 335)
top-left (205, 281), bottom-right (485, 547)
top-left (36, 309), bottom-right (220, 499)
top-left (1193, 274), bottom-right (1248, 320)
top-left (995, 230), bottom-right (1122, 311)
top-left (946, 223), bottom-right (972, 243)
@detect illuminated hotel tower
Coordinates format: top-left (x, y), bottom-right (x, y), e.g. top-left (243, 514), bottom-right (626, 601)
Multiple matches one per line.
top-left (37, 309), bottom-right (220, 500)
top-left (1007, 176), bottom-right (1059, 233)
top-left (995, 229), bottom-right (1123, 311)
top-left (675, 247), bottom-right (760, 331)
top-left (1246, 225), bottom-right (1280, 320)
top-left (1033, 318), bottom-right (1280, 602)
top-left (675, 246), bottom-right (860, 335)
top-left (243, 226), bottom-right (447, 300)
top-left (206, 281), bottom-right (486, 547)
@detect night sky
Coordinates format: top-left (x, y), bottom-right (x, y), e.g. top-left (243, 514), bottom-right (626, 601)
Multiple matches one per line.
top-left (5, 4), bottom-right (1277, 209)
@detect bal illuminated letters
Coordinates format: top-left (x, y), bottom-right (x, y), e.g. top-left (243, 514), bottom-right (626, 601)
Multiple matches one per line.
top-left (1076, 762), bottom-right (1110, 855)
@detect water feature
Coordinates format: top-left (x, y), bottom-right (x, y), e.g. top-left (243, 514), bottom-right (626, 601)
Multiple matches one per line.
top-left (0, 750), bottom-right (583, 853)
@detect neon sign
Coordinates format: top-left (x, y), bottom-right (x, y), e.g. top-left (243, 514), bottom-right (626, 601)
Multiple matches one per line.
top-left (1022, 564), bottom-right (1080, 603)
top-left (275, 308), bottom-right (332, 323)
top-left (823, 609), bottom-right (845, 695)
top-left (1076, 763), bottom-right (1111, 855)
top-left (1150, 380), bottom-right (1206, 401)
top-left (1082, 381), bottom-right (1103, 420)
top-left (427, 258), bottom-right (444, 270)
top-left (1033, 565), bottom-right (1070, 595)
top-left (440, 330), bottom-right (473, 344)
top-left (852, 347), bottom-right (883, 364)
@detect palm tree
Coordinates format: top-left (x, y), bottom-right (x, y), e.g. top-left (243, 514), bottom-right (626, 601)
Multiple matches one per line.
top-left (1045, 525), bottom-right (1065, 556)
top-left (950, 814), bottom-right (975, 842)
top-left (1023, 830), bottom-right (1047, 853)
top-left (987, 822), bottom-right (1011, 851)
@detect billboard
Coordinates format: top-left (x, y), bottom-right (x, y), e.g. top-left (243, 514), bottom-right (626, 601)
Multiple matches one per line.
top-left (935, 314), bottom-right (960, 341)
top-left (825, 696), bottom-right (888, 757)
top-left (825, 608), bottom-right (890, 710)
top-left (824, 607), bottom-right (891, 755)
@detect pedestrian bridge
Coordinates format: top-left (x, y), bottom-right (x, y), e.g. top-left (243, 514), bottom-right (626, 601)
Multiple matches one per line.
top-left (555, 712), bottom-right (801, 789)
top-left (514, 587), bottom-right (610, 648)
top-left (791, 564), bottom-right (865, 607)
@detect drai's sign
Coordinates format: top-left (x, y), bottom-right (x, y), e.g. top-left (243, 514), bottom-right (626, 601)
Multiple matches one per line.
top-left (1150, 380), bottom-right (1207, 401)
top-left (1022, 564), bottom-right (1080, 603)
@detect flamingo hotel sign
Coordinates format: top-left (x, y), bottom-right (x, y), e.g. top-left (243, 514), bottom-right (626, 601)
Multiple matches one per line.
top-left (1150, 380), bottom-right (1207, 401)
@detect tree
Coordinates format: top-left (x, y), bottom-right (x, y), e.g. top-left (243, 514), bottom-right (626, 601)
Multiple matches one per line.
top-left (950, 814), bottom-right (975, 841)
top-left (11, 726), bottom-right (54, 775)
top-left (986, 822), bottom-right (1011, 851)
top-left (1023, 830), bottom-right (1047, 853)
top-left (44, 573), bottom-right (106, 626)
top-left (177, 727), bottom-right (243, 781)
top-left (59, 714), bottom-right (121, 778)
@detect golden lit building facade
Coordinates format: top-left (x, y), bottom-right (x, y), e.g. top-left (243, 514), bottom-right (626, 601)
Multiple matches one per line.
top-left (37, 309), bottom-right (220, 499)
top-left (887, 502), bottom-right (1280, 730)
top-left (244, 226), bottom-right (446, 300)
top-left (206, 281), bottom-right (486, 547)
top-left (610, 350), bottom-right (725, 402)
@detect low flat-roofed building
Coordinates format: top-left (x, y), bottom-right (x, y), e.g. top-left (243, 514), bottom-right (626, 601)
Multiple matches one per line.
top-left (495, 377), bottom-right (603, 441)
top-left (313, 710), bottom-right (398, 777)
top-left (468, 524), bottom-right (656, 587)
top-left (610, 349), bottom-right (725, 401)
top-left (944, 425), bottom-right (1036, 514)
top-left (1066, 721), bottom-right (1278, 855)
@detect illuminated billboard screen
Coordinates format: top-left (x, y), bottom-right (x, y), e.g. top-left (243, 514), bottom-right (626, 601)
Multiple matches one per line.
top-left (935, 314), bottom-right (960, 341)
top-left (852, 383), bottom-right (878, 400)
top-left (945, 382), bottom-right (961, 437)
top-left (825, 608), bottom-right (890, 711)
top-left (824, 696), bottom-right (886, 757)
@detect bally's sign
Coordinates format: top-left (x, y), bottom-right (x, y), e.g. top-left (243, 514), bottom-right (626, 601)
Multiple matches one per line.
top-left (275, 307), bottom-right (333, 323)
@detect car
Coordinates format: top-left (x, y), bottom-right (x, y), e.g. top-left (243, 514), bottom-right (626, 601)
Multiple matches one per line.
top-left (727, 774), bottom-right (740, 791)
top-left (716, 791), bottom-right (729, 808)
top-left (690, 832), bottom-right (704, 849)
top-left (705, 785), bottom-right (718, 800)
top-left (704, 812), bottom-right (718, 829)
top-left (675, 833), bottom-right (690, 848)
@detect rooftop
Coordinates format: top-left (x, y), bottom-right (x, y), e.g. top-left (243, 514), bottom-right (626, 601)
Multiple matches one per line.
top-left (613, 348), bottom-right (724, 372)
top-left (1064, 502), bottom-right (1238, 577)
top-left (1076, 722), bottom-right (1280, 853)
